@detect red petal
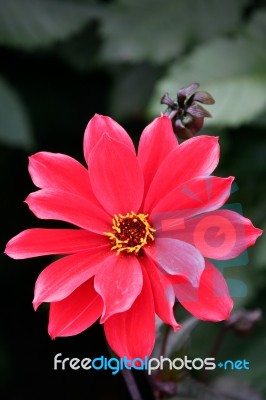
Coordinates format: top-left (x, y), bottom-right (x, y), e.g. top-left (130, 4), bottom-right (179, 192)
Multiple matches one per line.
top-left (144, 135), bottom-right (220, 211)
top-left (142, 256), bottom-right (180, 331)
top-left (25, 188), bottom-right (111, 234)
top-left (158, 210), bottom-right (263, 260)
top-left (172, 260), bottom-right (233, 321)
top-left (5, 228), bottom-right (108, 259)
top-left (83, 114), bottom-right (135, 164)
top-left (48, 278), bottom-right (103, 338)
top-left (138, 116), bottom-right (178, 194)
top-left (151, 176), bottom-right (234, 223)
top-left (33, 248), bottom-right (108, 309)
top-left (88, 134), bottom-right (144, 215)
top-left (104, 266), bottom-right (155, 359)
top-left (94, 254), bottom-right (143, 322)
top-left (145, 238), bottom-right (204, 287)
top-left (29, 152), bottom-right (92, 199)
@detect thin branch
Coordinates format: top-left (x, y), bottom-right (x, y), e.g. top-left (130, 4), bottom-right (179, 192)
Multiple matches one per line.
top-left (121, 369), bottom-right (143, 400)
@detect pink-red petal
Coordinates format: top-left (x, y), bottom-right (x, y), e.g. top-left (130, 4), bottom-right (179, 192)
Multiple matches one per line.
top-left (94, 254), bottom-right (143, 323)
top-left (145, 238), bottom-right (205, 287)
top-left (25, 188), bottom-right (111, 234)
top-left (151, 176), bottom-right (234, 224)
top-left (83, 114), bottom-right (135, 164)
top-left (88, 134), bottom-right (144, 215)
top-left (142, 256), bottom-right (180, 331)
top-left (104, 266), bottom-right (155, 359)
top-left (172, 260), bottom-right (233, 321)
top-left (33, 248), bottom-right (109, 309)
top-left (144, 135), bottom-right (220, 212)
top-left (5, 228), bottom-right (108, 259)
top-left (29, 152), bottom-right (92, 199)
top-left (138, 116), bottom-right (178, 194)
top-left (158, 210), bottom-right (263, 260)
top-left (48, 278), bottom-right (103, 338)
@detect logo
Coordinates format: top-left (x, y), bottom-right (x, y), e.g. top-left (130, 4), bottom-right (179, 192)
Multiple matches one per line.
top-left (152, 179), bottom-right (249, 300)
top-left (53, 353), bottom-right (250, 375)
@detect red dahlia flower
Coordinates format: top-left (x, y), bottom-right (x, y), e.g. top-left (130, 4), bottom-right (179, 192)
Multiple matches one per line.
top-left (5, 115), bottom-right (262, 359)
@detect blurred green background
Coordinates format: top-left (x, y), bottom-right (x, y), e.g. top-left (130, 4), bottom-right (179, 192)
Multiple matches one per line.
top-left (1, 0), bottom-right (266, 399)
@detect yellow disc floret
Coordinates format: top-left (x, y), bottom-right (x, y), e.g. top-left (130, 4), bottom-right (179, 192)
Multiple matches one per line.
top-left (104, 211), bottom-right (155, 255)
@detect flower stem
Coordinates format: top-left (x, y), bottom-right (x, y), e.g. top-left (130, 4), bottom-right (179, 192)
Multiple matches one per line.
top-left (200, 326), bottom-right (228, 383)
top-left (154, 302), bottom-right (179, 390)
top-left (106, 340), bottom-right (144, 400)
top-left (121, 369), bottom-right (143, 400)
top-left (160, 324), bottom-right (172, 358)
top-left (159, 302), bottom-right (179, 359)
top-left (209, 327), bottom-right (228, 359)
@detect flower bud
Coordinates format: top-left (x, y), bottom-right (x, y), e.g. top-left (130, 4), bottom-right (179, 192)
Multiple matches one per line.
top-left (225, 309), bottom-right (262, 337)
top-left (161, 83), bottom-right (214, 139)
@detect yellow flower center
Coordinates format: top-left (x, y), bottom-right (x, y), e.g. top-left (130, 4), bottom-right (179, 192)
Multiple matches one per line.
top-left (104, 211), bottom-right (155, 255)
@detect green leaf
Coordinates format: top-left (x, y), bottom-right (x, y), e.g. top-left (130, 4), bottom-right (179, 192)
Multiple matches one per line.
top-left (243, 340), bottom-right (266, 396)
top-left (0, 0), bottom-right (101, 50)
top-left (247, 7), bottom-right (266, 44)
top-left (108, 64), bottom-right (161, 120)
top-left (253, 222), bottom-right (266, 269)
top-left (211, 376), bottom-right (264, 400)
top-left (188, 299), bottom-right (266, 397)
top-left (149, 37), bottom-right (266, 127)
top-left (217, 330), bottom-right (266, 397)
top-left (100, 0), bottom-right (248, 63)
top-left (168, 377), bottom-right (233, 400)
top-left (153, 317), bottom-right (199, 360)
top-left (56, 23), bottom-right (101, 71)
top-left (167, 317), bottom-right (199, 358)
top-left (170, 377), bottom-right (263, 399)
top-left (0, 77), bottom-right (34, 149)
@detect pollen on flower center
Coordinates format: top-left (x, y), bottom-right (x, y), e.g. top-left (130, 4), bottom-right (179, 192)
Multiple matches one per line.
top-left (104, 211), bottom-right (155, 255)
